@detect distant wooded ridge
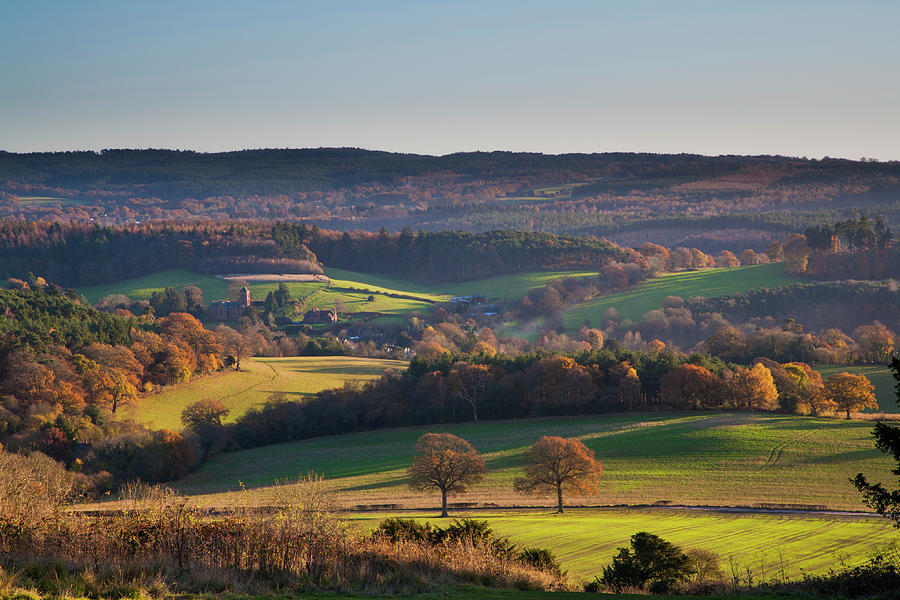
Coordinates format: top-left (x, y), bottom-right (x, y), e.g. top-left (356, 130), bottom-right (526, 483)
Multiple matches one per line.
top-left (3, 148), bottom-right (898, 253)
top-left (2, 148), bottom-right (899, 197)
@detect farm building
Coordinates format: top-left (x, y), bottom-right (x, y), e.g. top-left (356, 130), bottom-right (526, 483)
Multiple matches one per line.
top-left (303, 308), bottom-right (338, 324)
top-left (449, 294), bottom-right (487, 304)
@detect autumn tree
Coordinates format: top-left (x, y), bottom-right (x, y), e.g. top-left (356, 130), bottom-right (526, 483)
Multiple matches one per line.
top-left (715, 250), bottom-right (740, 268)
top-left (215, 324), bottom-right (254, 370)
top-left (413, 340), bottom-right (450, 362)
top-left (447, 363), bottom-right (493, 421)
top-left (823, 372), bottom-right (878, 419)
top-left (5, 350), bottom-right (65, 412)
top-left (409, 433), bottom-right (486, 517)
top-left (854, 322), bottom-right (896, 364)
top-left (765, 241), bottom-right (784, 262)
top-left (158, 312), bottom-right (223, 375)
top-left (730, 363), bottom-right (778, 411)
top-left (539, 357), bottom-right (597, 413)
top-left (514, 436), bottom-right (602, 513)
top-left (739, 249), bottom-right (761, 266)
top-left (181, 398), bottom-right (230, 432)
top-left (852, 358), bottom-right (900, 526)
top-left (782, 234), bottom-right (810, 273)
top-left (659, 364), bottom-right (723, 409)
top-left (578, 326), bottom-right (604, 350)
top-left (612, 361), bottom-right (642, 411)
top-left (72, 354), bottom-right (137, 413)
top-left (776, 361), bottom-right (827, 414)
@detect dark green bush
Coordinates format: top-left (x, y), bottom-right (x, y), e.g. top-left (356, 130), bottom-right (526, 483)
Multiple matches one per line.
top-left (373, 517), bottom-right (433, 543)
top-left (598, 531), bottom-right (693, 592)
top-left (518, 547), bottom-right (565, 578)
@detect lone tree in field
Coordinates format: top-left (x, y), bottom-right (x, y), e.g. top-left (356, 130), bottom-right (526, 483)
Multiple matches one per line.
top-left (409, 433), bottom-right (486, 517)
top-left (514, 436), bottom-right (602, 514)
top-left (853, 358), bottom-right (900, 527)
top-left (181, 398), bottom-right (230, 432)
top-left (823, 372), bottom-right (878, 419)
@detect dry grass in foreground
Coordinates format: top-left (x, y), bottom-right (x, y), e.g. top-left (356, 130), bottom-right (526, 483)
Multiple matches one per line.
top-left (2, 475), bottom-right (564, 599)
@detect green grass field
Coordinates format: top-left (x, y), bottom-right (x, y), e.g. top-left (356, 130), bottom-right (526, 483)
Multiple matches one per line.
top-left (563, 263), bottom-right (802, 330)
top-left (170, 409), bottom-right (900, 583)
top-left (351, 508), bottom-right (898, 582)
top-left (76, 269), bottom-right (435, 317)
top-left (174, 411), bottom-right (897, 512)
top-left (77, 268), bottom-right (600, 318)
top-left (816, 364), bottom-right (897, 413)
top-left (77, 269), bottom-right (231, 304)
top-left (325, 268), bottom-right (599, 301)
top-left (119, 356), bottom-right (405, 430)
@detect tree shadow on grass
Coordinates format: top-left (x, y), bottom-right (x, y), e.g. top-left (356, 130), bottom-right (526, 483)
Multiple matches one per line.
top-left (342, 473), bottom-right (410, 492)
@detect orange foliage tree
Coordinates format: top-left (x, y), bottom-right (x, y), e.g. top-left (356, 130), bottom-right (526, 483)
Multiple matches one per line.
top-left (409, 433), bottom-right (486, 517)
top-left (823, 372), bottom-right (878, 419)
top-left (730, 363), bottom-right (779, 411)
top-left (854, 322), bottom-right (896, 364)
top-left (783, 234), bottom-right (810, 273)
top-left (659, 364), bottom-right (723, 409)
top-left (514, 436), bottom-right (602, 513)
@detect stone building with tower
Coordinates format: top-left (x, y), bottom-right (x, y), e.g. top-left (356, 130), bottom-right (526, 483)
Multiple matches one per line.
top-left (207, 285), bottom-right (252, 321)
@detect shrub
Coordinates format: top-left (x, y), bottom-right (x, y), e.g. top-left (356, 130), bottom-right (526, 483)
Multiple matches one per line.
top-left (0, 449), bottom-right (79, 526)
top-left (373, 517), bottom-right (559, 580)
top-left (374, 517), bottom-right (433, 543)
top-left (518, 547), bottom-right (565, 578)
top-left (598, 532), bottom-right (694, 592)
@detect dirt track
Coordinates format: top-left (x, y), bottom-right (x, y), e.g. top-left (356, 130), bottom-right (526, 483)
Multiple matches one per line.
top-left (216, 273), bottom-right (330, 283)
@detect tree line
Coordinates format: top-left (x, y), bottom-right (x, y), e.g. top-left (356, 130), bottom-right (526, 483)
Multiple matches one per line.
top-left (0, 220), bottom-right (300, 287)
top-left (291, 226), bottom-right (636, 282)
top-left (211, 348), bottom-right (876, 463)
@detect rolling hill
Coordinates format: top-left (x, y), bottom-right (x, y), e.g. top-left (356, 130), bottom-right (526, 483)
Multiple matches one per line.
top-left (563, 262), bottom-right (802, 329)
top-left (175, 411), bottom-right (896, 512)
top-left (164, 410), bottom-right (900, 582)
top-left (119, 356), bottom-right (405, 430)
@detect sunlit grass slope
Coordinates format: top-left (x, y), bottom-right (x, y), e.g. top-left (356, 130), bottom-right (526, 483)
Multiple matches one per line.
top-left (324, 268), bottom-right (599, 301)
top-left (351, 508), bottom-right (897, 582)
top-left (119, 356), bottom-right (405, 430)
top-left (563, 263), bottom-right (802, 329)
top-left (77, 269), bottom-right (231, 304)
top-left (77, 268), bottom-right (599, 314)
top-left (175, 412), bottom-right (896, 512)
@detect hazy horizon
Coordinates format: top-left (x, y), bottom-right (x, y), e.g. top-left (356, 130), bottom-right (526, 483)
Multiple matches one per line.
top-left (3, 0), bottom-right (899, 160)
top-left (1, 146), bottom-right (894, 163)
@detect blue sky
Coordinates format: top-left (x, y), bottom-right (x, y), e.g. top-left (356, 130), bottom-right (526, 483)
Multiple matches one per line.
top-left (2, 0), bottom-right (898, 158)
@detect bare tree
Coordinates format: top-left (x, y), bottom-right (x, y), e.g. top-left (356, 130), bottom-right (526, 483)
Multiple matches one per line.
top-left (447, 362), bottom-right (492, 421)
top-left (215, 324), bottom-right (254, 370)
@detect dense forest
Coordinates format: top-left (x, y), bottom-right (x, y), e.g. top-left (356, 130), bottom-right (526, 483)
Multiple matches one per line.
top-left (0, 221), bottom-right (636, 286)
top-left (0, 221), bottom-right (302, 286)
top-left (294, 226), bottom-right (636, 281)
top-left (3, 149), bottom-right (898, 252)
